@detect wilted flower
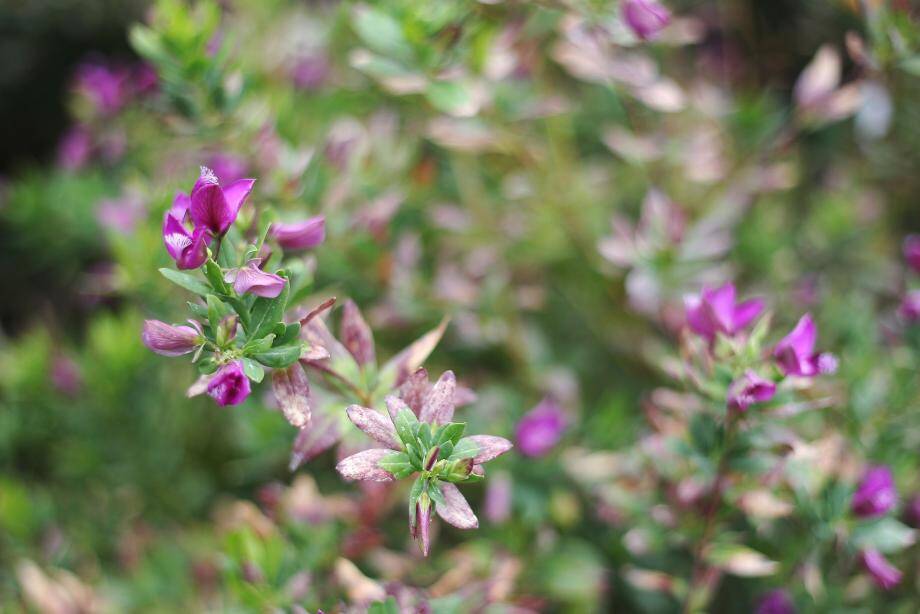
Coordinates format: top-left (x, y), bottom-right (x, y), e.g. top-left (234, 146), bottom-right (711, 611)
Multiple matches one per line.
top-left (622, 0), bottom-right (671, 41)
top-left (336, 371), bottom-right (512, 556)
top-left (851, 465), bottom-right (897, 518)
top-left (142, 320), bottom-right (204, 357)
top-left (727, 371), bottom-right (776, 412)
top-left (755, 590), bottom-right (795, 614)
top-left (684, 283), bottom-right (764, 342)
top-left (270, 217), bottom-right (326, 251)
top-left (904, 235), bottom-right (920, 273)
top-left (188, 166), bottom-right (256, 236)
top-left (898, 291), bottom-right (920, 323)
top-left (860, 549), bottom-right (902, 590)
top-left (163, 196), bottom-right (211, 270)
top-left (207, 361), bottom-right (252, 406)
top-left (773, 314), bottom-right (837, 377)
top-left (229, 260), bottom-right (286, 298)
top-left (515, 397), bottom-right (566, 457)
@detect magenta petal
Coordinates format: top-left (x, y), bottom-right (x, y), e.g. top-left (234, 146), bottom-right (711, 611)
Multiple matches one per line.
top-left (162, 213), bottom-right (191, 261)
top-left (340, 300), bottom-right (376, 366)
top-left (178, 227), bottom-right (211, 270)
top-left (170, 191), bottom-right (191, 221)
top-left (346, 405), bottom-right (400, 450)
top-left (702, 283), bottom-right (737, 334)
top-left (141, 319), bottom-right (201, 356)
top-left (207, 361), bottom-right (251, 406)
top-left (232, 261), bottom-right (286, 298)
top-left (684, 294), bottom-right (714, 339)
top-left (271, 216), bottom-right (326, 251)
top-left (222, 178), bottom-right (256, 217)
top-left (622, 0), bottom-right (671, 40)
top-left (852, 465), bottom-right (897, 518)
top-left (335, 448), bottom-right (396, 482)
top-left (434, 483), bottom-right (478, 529)
top-left (774, 314), bottom-right (818, 376)
top-left (467, 435), bottom-right (513, 464)
top-left (861, 549), bottom-right (902, 590)
top-left (733, 298), bottom-right (765, 331)
top-left (190, 177), bottom-right (232, 235)
top-left (727, 371), bottom-right (776, 412)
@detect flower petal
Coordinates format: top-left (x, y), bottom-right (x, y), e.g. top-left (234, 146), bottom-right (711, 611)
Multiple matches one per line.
top-left (380, 316), bottom-right (449, 387)
top-left (434, 482), bottom-right (478, 529)
top-left (222, 178), bottom-right (256, 217)
top-left (345, 405), bottom-right (400, 450)
top-left (233, 260), bottom-right (286, 298)
top-left (467, 435), bottom-right (513, 464)
top-left (289, 413), bottom-right (341, 471)
top-left (340, 299), bottom-right (376, 367)
top-left (398, 367), bottom-right (429, 415)
top-left (190, 176), bottom-right (231, 234)
top-left (733, 298), bottom-right (765, 331)
top-left (335, 448), bottom-right (396, 482)
top-left (385, 395), bottom-right (413, 426)
top-left (419, 370), bottom-right (456, 425)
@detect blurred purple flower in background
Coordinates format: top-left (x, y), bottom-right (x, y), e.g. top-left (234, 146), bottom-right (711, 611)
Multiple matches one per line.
top-left (206, 153), bottom-right (248, 186)
top-left (727, 371), bottom-right (776, 412)
top-left (851, 465), bottom-right (897, 518)
top-left (684, 283), bottom-right (764, 342)
top-left (904, 235), bottom-right (920, 273)
top-left (899, 291), bottom-right (920, 323)
top-left (270, 217), bottom-right (326, 251)
top-left (207, 361), bottom-right (251, 406)
top-left (773, 314), bottom-right (837, 377)
top-left (189, 166), bottom-right (255, 236)
top-left (622, 0), bottom-right (671, 41)
top-left (291, 55), bottom-right (330, 90)
top-left (57, 126), bottom-right (93, 171)
top-left (96, 193), bottom-right (147, 234)
top-left (484, 470), bottom-right (512, 524)
top-left (74, 59), bottom-right (130, 116)
top-left (142, 320), bottom-right (203, 357)
top-left (755, 590), bottom-right (796, 614)
top-left (51, 355), bottom-right (83, 398)
top-left (860, 549), bottom-right (902, 590)
top-left (229, 261), bottom-right (286, 298)
top-left (515, 397), bottom-right (566, 457)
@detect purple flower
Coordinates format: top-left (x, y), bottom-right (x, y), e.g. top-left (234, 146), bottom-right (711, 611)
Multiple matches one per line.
top-left (207, 361), bottom-right (251, 406)
top-left (773, 314), bottom-right (838, 377)
top-left (163, 200), bottom-right (211, 270)
top-left (755, 590), bottom-right (795, 614)
top-left (51, 355), bottom-right (83, 398)
top-left (229, 260), bottom-right (286, 298)
top-left (189, 166), bottom-right (256, 236)
top-left (852, 465), bottom-right (897, 518)
top-left (270, 217), bottom-right (326, 251)
top-left (622, 0), bottom-right (671, 41)
top-left (131, 62), bottom-right (159, 97)
top-left (900, 291), bottom-right (920, 323)
top-left (727, 371), bottom-right (776, 412)
top-left (484, 470), bottom-right (512, 524)
top-left (860, 549), bottom-right (902, 590)
top-left (74, 60), bottom-right (130, 116)
top-left (207, 153), bottom-right (248, 185)
top-left (57, 126), bottom-right (93, 171)
top-left (141, 320), bottom-right (203, 356)
top-left (515, 397), bottom-right (566, 457)
top-left (684, 283), bottom-right (764, 342)
top-left (291, 55), bottom-right (330, 90)
top-left (905, 235), bottom-right (920, 273)
top-left (96, 194), bottom-right (146, 234)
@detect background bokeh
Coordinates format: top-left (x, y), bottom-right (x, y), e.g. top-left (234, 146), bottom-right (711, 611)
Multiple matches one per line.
top-left (1, 0), bottom-right (919, 612)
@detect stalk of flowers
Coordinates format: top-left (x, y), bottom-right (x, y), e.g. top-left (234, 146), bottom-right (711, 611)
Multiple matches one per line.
top-left (144, 165), bottom-right (325, 419)
top-left (335, 370), bottom-right (513, 556)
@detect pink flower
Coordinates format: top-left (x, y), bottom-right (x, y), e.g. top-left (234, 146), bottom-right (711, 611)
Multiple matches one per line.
top-left (56, 126), bottom-right (93, 171)
top-left (622, 0), bottom-right (671, 41)
top-left (73, 59), bottom-right (130, 116)
top-left (207, 361), bottom-right (252, 406)
top-left (727, 371), bottom-right (776, 412)
top-left (851, 465), bottom-right (897, 518)
top-left (97, 194), bottom-right (146, 234)
top-left (162, 193), bottom-right (211, 270)
top-left (229, 260), bottom-right (286, 298)
top-left (684, 283), bottom-right (764, 342)
top-left (515, 397), bottom-right (566, 457)
top-left (904, 235), bottom-right (920, 273)
top-left (899, 291), bottom-right (920, 323)
top-left (270, 217), bottom-right (326, 251)
top-left (773, 314), bottom-right (837, 377)
top-left (188, 166), bottom-right (256, 236)
top-left (755, 590), bottom-right (795, 614)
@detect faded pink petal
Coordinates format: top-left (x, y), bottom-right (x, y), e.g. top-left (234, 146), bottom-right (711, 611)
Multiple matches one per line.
top-left (419, 371), bottom-right (456, 425)
top-left (467, 435), bottom-right (513, 464)
top-left (434, 483), bottom-right (478, 529)
top-left (335, 448), bottom-right (396, 482)
top-left (340, 300), bottom-right (376, 367)
top-left (346, 405), bottom-right (400, 450)
top-left (232, 260), bottom-right (286, 298)
top-left (272, 363), bottom-right (312, 429)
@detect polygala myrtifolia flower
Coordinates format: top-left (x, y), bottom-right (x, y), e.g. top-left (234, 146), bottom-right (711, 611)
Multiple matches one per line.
top-left (726, 370), bottom-right (776, 412)
top-left (207, 360), bottom-right (252, 407)
top-left (269, 217), bottom-right (326, 251)
top-left (772, 314), bottom-right (838, 377)
top-left (335, 371), bottom-right (512, 556)
top-left (163, 192), bottom-right (211, 270)
top-left (188, 166), bottom-right (255, 236)
top-left (142, 319), bottom-right (204, 356)
top-left (684, 283), bottom-right (765, 342)
top-left (515, 397), bottom-right (566, 457)
top-left (851, 465), bottom-right (897, 518)
top-left (860, 549), bottom-right (902, 590)
top-left (227, 260), bottom-right (287, 298)
top-left (755, 590), bottom-right (796, 614)
top-left (621, 0), bottom-right (671, 41)
top-left (903, 234), bottom-right (920, 274)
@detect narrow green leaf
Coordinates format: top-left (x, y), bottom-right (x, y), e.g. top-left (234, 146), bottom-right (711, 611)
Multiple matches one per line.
top-left (203, 258), bottom-right (229, 294)
top-left (378, 452), bottom-right (414, 479)
top-left (448, 437), bottom-right (479, 461)
top-left (159, 268), bottom-right (210, 295)
top-left (252, 344), bottom-right (302, 368)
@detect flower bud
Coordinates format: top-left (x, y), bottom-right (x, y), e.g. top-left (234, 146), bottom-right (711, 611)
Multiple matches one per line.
top-left (142, 319), bottom-right (203, 356)
top-left (215, 315), bottom-right (238, 347)
top-left (207, 361), bottom-right (251, 407)
top-left (622, 0), bottom-right (671, 41)
top-left (515, 397), bottom-right (566, 457)
top-left (270, 216), bottom-right (326, 251)
top-left (412, 492), bottom-right (432, 557)
top-left (424, 446), bottom-right (441, 472)
top-left (860, 549), bottom-right (902, 590)
top-left (444, 458), bottom-right (474, 482)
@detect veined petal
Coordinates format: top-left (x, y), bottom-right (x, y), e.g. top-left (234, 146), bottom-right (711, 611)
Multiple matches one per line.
top-left (177, 226), bottom-right (210, 270)
top-left (335, 448), bottom-right (396, 482)
top-left (434, 482), bottom-right (478, 529)
top-left (170, 191), bottom-right (191, 221)
top-left (419, 370), bottom-right (456, 425)
top-left (346, 405), bottom-right (400, 450)
top-left (232, 260), bottom-right (286, 298)
top-left (398, 367), bottom-right (429, 415)
top-left (385, 395), bottom-right (413, 426)
top-left (272, 363), bottom-right (312, 429)
top-left (162, 213), bottom-right (191, 261)
top-left (467, 435), bottom-right (513, 464)
top-left (190, 177), bottom-right (231, 235)
top-left (222, 178), bottom-right (256, 217)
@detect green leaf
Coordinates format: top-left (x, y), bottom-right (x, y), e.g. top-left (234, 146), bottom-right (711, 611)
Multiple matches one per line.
top-left (273, 322), bottom-right (301, 347)
top-left (159, 268), bottom-right (210, 295)
top-left (187, 301), bottom-right (209, 319)
top-left (243, 334), bottom-right (275, 355)
top-left (203, 258), bottom-right (229, 294)
top-left (851, 518), bottom-right (916, 554)
top-left (241, 358), bottom-right (265, 383)
top-left (206, 294), bottom-right (228, 333)
top-left (368, 597), bottom-right (400, 614)
top-left (394, 408), bottom-right (419, 446)
top-left (448, 437), bottom-right (479, 461)
top-left (378, 452), bottom-right (414, 479)
top-left (248, 272), bottom-right (290, 340)
top-left (428, 482), bottom-right (446, 508)
top-left (417, 423), bottom-right (432, 449)
top-left (437, 423), bottom-right (466, 446)
top-left (352, 5), bottom-right (413, 62)
top-left (425, 80), bottom-right (474, 116)
top-left (252, 344), bottom-right (302, 368)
